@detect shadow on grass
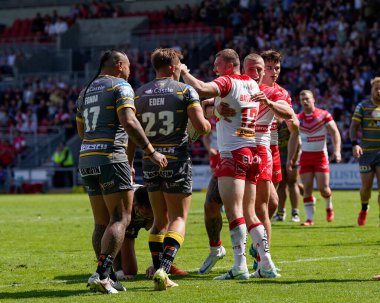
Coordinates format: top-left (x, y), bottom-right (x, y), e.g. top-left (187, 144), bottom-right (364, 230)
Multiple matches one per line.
top-left (237, 278), bottom-right (373, 285)
top-left (0, 289), bottom-right (89, 300)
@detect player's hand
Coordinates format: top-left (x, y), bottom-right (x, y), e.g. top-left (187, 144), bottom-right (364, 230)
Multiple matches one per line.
top-left (331, 151), bottom-right (342, 163)
top-left (202, 98), bottom-right (215, 119)
top-left (149, 151), bottom-right (168, 169)
top-left (209, 148), bottom-right (218, 157)
top-left (180, 64), bottom-right (190, 75)
top-left (216, 102), bottom-right (236, 123)
top-left (352, 145), bottom-right (363, 159)
top-left (251, 92), bottom-right (270, 105)
top-left (286, 159), bottom-right (293, 173)
top-left (145, 265), bottom-right (156, 279)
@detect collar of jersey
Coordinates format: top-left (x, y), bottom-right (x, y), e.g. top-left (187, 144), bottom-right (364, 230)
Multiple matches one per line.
top-left (156, 77), bottom-right (171, 80)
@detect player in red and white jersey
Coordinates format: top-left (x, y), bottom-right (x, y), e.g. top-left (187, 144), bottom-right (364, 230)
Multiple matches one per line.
top-left (298, 90), bottom-right (341, 226)
top-left (181, 49), bottom-right (279, 279)
top-left (259, 50), bottom-right (300, 222)
top-left (244, 53), bottom-right (293, 251)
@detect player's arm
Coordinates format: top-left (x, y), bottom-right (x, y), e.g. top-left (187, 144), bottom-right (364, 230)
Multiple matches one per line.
top-left (251, 92), bottom-right (293, 119)
top-left (76, 120), bottom-right (84, 139)
top-left (286, 123), bottom-right (300, 172)
top-left (188, 105), bottom-right (211, 135)
top-left (121, 237), bottom-right (138, 279)
top-left (349, 119), bottom-right (363, 159)
top-left (180, 64), bottom-right (219, 98)
top-left (118, 107), bottom-right (167, 169)
top-left (326, 120), bottom-right (342, 163)
top-left (127, 138), bottom-right (136, 179)
top-left (202, 129), bottom-right (218, 157)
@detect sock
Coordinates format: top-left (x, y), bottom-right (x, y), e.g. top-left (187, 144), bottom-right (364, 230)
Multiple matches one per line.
top-left (161, 231), bottom-right (183, 274)
top-left (229, 217), bottom-right (247, 272)
top-left (109, 266), bottom-right (117, 282)
top-left (361, 201), bottom-right (369, 211)
top-left (248, 222), bottom-right (272, 268)
top-left (210, 240), bottom-right (222, 252)
top-left (96, 254), bottom-right (113, 280)
top-left (304, 196), bottom-right (315, 221)
top-left (149, 234), bottom-right (164, 270)
top-left (277, 208), bottom-right (285, 217)
top-left (323, 195), bottom-right (333, 209)
top-left (292, 208), bottom-right (299, 216)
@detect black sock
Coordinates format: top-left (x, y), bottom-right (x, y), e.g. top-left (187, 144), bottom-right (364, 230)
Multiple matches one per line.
top-left (96, 254), bottom-right (113, 280)
top-left (361, 203), bottom-right (368, 211)
top-left (161, 237), bottom-right (180, 274)
top-left (149, 241), bottom-right (163, 270)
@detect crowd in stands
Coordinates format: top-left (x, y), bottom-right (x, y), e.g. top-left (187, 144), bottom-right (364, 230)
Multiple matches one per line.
top-left (0, 0), bottom-right (379, 166)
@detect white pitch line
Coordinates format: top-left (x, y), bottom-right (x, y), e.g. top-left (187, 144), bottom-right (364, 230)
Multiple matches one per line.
top-left (0, 254), bottom-right (374, 289)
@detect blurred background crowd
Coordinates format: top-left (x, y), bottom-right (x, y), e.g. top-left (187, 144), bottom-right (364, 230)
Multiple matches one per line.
top-left (0, 0), bottom-right (379, 171)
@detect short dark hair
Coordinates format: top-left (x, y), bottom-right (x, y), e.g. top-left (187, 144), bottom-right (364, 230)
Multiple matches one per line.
top-left (260, 49), bottom-right (282, 63)
top-left (134, 186), bottom-right (151, 209)
top-left (151, 48), bottom-right (183, 71)
top-left (243, 53), bottom-right (263, 66)
top-left (216, 48), bottom-right (240, 67)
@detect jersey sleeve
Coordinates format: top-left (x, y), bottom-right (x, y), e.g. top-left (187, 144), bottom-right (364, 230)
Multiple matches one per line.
top-left (213, 76), bottom-right (232, 98)
top-left (352, 103), bottom-right (363, 123)
top-left (324, 110), bottom-right (333, 124)
top-left (114, 81), bottom-right (136, 112)
top-left (183, 84), bottom-right (201, 109)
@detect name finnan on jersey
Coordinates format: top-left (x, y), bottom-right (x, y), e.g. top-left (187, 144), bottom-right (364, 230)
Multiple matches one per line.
top-left (85, 95), bottom-right (98, 105)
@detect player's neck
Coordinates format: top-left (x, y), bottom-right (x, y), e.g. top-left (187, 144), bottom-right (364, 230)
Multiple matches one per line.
top-left (371, 98), bottom-right (380, 106)
top-left (262, 80), bottom-right (274, 87)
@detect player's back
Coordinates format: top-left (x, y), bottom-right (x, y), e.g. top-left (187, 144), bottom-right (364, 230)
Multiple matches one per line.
top-left (135, 78), bottom-right (199, 161)
top-left (77, 75), bottom-right (134, 168)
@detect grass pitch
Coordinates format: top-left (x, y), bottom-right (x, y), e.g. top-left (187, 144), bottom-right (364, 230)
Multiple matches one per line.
top-left (0, 191), bottom-right (379, 302)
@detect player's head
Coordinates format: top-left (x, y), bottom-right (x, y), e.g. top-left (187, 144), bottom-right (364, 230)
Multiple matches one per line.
top-left (151, 48), bottom-right (183, 80)
top-left (134, 186), bottom-right (154, 227)
top-left (260, 50), bottom-right (282, 86)
top-left (243, 53), bottom-right (265, 84)
top-left (371, 77), bottom-right (380, 103)
top-left (213, 49), bottom-right (240, 76)
top-left (299, 90), bottom-right (315, 113)
top-left (99, 50), bottom-right (130, 80)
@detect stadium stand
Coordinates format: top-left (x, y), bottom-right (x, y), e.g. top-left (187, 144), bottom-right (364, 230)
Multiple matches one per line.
top-left (0, 0), bottom-right (380, 191)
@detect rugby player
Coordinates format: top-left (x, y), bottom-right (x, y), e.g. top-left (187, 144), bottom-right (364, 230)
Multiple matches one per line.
top-left (350, 77), bottom-right (380, 226)
top-left (298, 90), bottom-right (341, 226)
top-left (76, 50), bottom-right (167, 294)
top-left (133, 48), bottom-right (211, 290)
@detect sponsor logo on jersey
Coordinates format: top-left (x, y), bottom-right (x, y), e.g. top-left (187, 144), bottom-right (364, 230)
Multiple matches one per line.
top-left (236, 128), bottom-right (255, 138)
top-left (80, 143), bottom-right (108, 151)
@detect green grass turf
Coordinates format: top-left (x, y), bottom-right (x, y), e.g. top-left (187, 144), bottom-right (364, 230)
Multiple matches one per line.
top-left (0, 191), bottom-right (379, 302)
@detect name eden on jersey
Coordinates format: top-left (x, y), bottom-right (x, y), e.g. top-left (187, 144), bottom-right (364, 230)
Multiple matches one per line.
top-left (149, 98), bottom-right (164, 106)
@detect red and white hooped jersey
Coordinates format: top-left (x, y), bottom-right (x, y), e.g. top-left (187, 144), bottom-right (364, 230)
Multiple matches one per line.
top-left (270, 83), bottom-right (292, 146)
top-left (213, 74), bottom-right (260, 153)
top-left (255, 83), bottom-right (288, 148)
top-left (298, 107), bottom-right (333, 152)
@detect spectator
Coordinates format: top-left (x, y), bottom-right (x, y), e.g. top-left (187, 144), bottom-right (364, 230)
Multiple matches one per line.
top-left (52, 142), bottom-right (74, 187)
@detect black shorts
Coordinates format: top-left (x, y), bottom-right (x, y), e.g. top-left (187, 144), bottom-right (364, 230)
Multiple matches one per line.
top-left (359, 151), bottom-right (380, 173)
top-left (143, 159), bottom-right (192, 194)
top-left (79, 162), bottom-right (133, 196)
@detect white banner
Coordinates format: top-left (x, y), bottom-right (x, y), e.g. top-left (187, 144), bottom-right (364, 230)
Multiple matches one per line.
top-left (193, 164), bottom-right (375, 191)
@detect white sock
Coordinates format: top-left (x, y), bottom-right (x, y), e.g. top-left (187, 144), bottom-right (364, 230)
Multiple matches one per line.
top-left (304, 202), bottom-right (315, 220)
top-left (248, 224), bottom-right (272, 268)
top-left (324, 196), bottom-right (333, 209)
top-left (229, 224), bottom-right (247, 272)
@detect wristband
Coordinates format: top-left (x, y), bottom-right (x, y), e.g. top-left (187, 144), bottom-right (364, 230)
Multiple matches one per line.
top-left (146, 150), bottom-right (156, 157)
top-left (351, 140), bottom-right (358, 147)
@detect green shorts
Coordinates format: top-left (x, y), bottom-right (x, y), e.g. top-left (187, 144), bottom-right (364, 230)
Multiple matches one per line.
top-left (143, 159), bottom-right (192, 194)
top-left (359, 151), bottom-right (380, 173)
top-left (79, 162), bottom-right (133, 196)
